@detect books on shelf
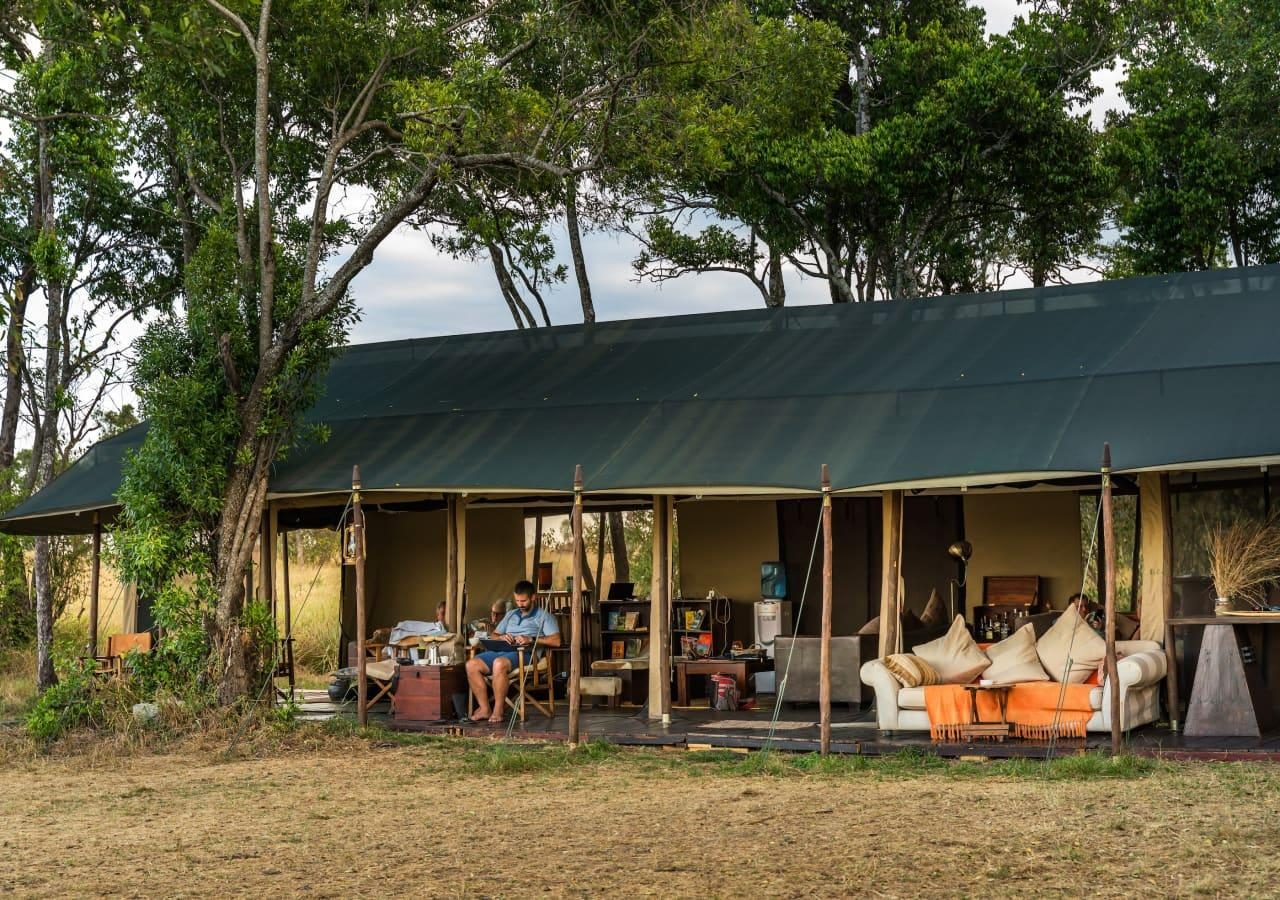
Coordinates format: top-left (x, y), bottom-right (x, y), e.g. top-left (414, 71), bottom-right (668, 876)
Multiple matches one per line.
top-left (682, 608), bottom-right (706, 630)
top-left (611, 640), bottom-right (625, 659)
top-left (604, 610), bottom-right (643, 632)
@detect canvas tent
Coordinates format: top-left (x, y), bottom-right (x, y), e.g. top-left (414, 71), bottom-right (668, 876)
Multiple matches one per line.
top-left (7, 264), bottom-right (1280, 733)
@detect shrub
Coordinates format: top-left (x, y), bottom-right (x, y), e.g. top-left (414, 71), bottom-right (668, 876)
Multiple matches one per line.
top-left (25, 660), bottom-right (102, 743)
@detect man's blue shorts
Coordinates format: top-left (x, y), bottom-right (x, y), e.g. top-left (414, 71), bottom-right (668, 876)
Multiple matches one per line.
top-left (476, 649), bottom-right (521, 671)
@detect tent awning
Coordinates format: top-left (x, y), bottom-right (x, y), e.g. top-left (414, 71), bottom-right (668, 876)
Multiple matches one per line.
top-left (7, 265), bottom-right (1280, 534)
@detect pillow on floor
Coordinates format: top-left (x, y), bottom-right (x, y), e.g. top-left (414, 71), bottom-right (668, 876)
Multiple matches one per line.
top-left (982, 623), bottom-right (1049, 683)
top-left (912, 615), bottom-right (990, 684)
top-left (1037, 605), bottom-right (1107, 683)
top-left (884, 653), bottom-right (940, 688)
top-left (919, 589), bottom-right (947, 628)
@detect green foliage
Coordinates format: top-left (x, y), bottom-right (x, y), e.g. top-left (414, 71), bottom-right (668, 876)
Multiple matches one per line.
top-left (1106, 0), bottom-right (1280, 274)
top-left (24, 658), bottom-right (101, 743)
top-left (629, 1), bottom-right (1118, 299)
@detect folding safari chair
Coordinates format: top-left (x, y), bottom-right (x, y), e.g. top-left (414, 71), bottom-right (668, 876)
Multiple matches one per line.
top-left (470, 646), bottom-right (555, 722)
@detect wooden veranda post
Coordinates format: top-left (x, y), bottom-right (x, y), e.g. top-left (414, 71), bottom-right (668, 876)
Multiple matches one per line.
top-left (879, 490), bottom-right (904, 659)
top-left (819, 464), bottom-right (833, 755)
top-left (1138, 472), bottom-right (1178, 729)
top-left (353, 466), bottom-right (368, 727)
top-left (281, 530), bottom-right (292, 641)
top-left (446, 494), bottom-right (459, 632)
top-left (261, 507), bottom-right (275, 613)
top-left (87, 513), bottom-right (101, 658)
top-left (569, 465), bottom-right (584, 746)
top-left (1101, 445), bottom-right (1121, 754)
top-left (648, 495), bottom-right (673, 723)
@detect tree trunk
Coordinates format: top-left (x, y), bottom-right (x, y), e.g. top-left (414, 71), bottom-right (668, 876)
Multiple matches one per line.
top-left (766, 249), bottom-right (785, 307)
top-left (211, 422), bottom-right (277, 704)
top-left (0, 267), bottom-right (32, 471)
top-left (488, 243), bottom-right (536, 329)
top-left (32, 118), bottom-right (62, 692)
top-left (608, 510), bottom-right (629, 582)
top-left (565, 177), bottom-right (595, 323)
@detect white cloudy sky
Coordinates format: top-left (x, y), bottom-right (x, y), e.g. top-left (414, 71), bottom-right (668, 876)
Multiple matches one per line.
top-left (343, 0), bottom-right (1128, 344)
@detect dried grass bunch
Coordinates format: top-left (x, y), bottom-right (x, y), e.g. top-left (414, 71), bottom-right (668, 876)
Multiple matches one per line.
top-left (1206, 517), bottom-right (1280, 609)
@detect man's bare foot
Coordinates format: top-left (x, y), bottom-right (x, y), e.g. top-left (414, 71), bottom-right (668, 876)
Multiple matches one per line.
top-left (487, 711), bottom-right (505, 723)
top-left (472, 707), bottom-right (491, 721)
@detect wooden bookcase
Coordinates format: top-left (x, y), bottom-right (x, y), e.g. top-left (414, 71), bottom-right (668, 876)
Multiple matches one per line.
top-left (599, 599), bottom-right (650, 659)
top-left (672, 597), bottom-right (729, 659)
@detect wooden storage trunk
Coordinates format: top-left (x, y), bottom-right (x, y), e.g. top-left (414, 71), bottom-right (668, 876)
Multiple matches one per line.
top-left (393, 663), bottom-right (464, 722)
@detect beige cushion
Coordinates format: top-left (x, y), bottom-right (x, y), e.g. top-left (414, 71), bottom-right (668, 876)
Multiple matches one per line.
top-left (919, 589), bottom-right (947, 627)
top-left (857, 616), bottom-right (881, 636)
top-left (1036, 605), bottom-right (1106, 683)
top-left (912, 615), bottom-right (990, 684)
top-left (982, 623), bottom-right (1049, 683)
top-left (898, 686), bottom-right (927, 710)
top-left (883, 653), bottom-right (940, 688)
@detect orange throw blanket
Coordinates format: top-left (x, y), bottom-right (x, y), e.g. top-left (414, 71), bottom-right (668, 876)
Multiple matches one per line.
top-left (923, 682), bottom-right (1095, 741)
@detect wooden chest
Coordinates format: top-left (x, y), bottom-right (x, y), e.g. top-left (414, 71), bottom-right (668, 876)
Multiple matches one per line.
top-left (393, 663), bottom-right (464, 722)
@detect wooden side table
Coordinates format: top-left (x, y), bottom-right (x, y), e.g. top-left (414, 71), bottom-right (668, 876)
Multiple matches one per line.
top-left (960, 683), bottom-right (1013, 741)
top-left (674, 658), bottom-right (768, 707)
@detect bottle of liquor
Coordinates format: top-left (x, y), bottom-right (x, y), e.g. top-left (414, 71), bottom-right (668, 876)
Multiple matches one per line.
top-left (1000, 613), bottom-right (1010, 640)
top-left (984, 616), bottom-right (994, 642)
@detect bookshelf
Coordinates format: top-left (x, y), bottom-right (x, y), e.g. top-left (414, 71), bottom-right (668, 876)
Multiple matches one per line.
top-left (672, 597), bottom-right (730, 659)
top-left (599, 599), bottom-right (650, 659)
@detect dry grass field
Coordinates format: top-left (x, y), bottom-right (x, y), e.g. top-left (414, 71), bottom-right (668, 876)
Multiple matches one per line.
top-left (2, 727), bottom-right (1279, 899)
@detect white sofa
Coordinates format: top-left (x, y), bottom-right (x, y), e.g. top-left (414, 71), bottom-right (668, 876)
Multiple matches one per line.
top-left (859, 639), bottom-right (1167, 735)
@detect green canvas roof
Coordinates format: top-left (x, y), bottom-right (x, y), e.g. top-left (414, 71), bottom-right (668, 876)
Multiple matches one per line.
top-left (6, 264), bottom-right (1280, 534)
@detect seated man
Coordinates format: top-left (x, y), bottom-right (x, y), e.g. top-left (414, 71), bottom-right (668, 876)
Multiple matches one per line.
top-left (466, 580), bottom-right (561, 722)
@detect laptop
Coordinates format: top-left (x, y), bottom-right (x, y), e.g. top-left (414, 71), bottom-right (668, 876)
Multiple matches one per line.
top-left (478, 638), bottom-right (535, 653)
top-left (607, 582), bottom-right (636, 600)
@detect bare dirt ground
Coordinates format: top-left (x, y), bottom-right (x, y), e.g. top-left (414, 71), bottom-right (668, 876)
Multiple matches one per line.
top-left (2, 733), bottom-right (1279, 899)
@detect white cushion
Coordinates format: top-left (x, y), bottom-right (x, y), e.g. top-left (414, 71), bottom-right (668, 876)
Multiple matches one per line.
top-left (982, 623), bottom-right (1049, 683)
top-left (1036, 605), bottom-right (1106, 683)
top-left (912, 615), bottom-right (990, 685)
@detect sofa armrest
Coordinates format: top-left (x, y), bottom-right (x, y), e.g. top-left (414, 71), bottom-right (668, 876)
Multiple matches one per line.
top-left (859, 659), bottom-right (901, 731)
top-left (1115, 649), bottom-right (1167, 689)
top-left (1102, 649), bottom-right (1166, 731)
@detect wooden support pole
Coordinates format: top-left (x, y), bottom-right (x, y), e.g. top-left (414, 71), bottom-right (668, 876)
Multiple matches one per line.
top-left (445, 494), bottom-right (459, 633)
top-left (878, 490), bottom-right (904, 659)
top-left (819, 464), bottom-right (833, 755)
top-left (281, 530), bottom-right (292, 640)
top-left (569, 465), bottom-right (584, 746)
top-left (648, 495), bottom-right (673, 723)
top-left (1102, 444), bottom-right (1121, 754)
top-left (262, 506), bottom-right (275, 614)
top-left (1138, 472), bottom-right (1178, 729)
top-left (353, 465), bottom-right (368, 728)
top-left (531, 512), bottom-right (544, 584)
top-left (88, 514), bottom-right (101, 658)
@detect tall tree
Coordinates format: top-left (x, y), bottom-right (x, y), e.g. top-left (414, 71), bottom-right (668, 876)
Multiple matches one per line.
top-left (0, 4), bottom-right (172, 685)
top-left (629, 1), bottom-right (1117, 301)
top-left (1106, 0), bottom-right (1280, 274)
top-left (115, 0), bottom-right (814, 702)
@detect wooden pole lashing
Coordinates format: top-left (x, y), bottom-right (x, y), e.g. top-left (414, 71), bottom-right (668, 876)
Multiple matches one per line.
top-left (569, 465), bottom-right (584, 746)
top-left (88, 513), bottom-right (101, 658)
top-left (353, 465), bottom-right (368, 727)
top-left (819, 464), bottom-right (833, 755)
top-left (1102, 444), bottom-right (1121, 754)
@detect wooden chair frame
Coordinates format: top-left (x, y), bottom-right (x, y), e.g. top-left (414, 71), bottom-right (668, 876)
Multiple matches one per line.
top-left (469, 646), bottom-right (555, 722)
top-left (87, 631), bottom-right (153, 679)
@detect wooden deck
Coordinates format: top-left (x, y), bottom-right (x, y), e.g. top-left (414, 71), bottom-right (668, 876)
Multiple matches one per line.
top-left (293, 691), bottom-right (1280, 761)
